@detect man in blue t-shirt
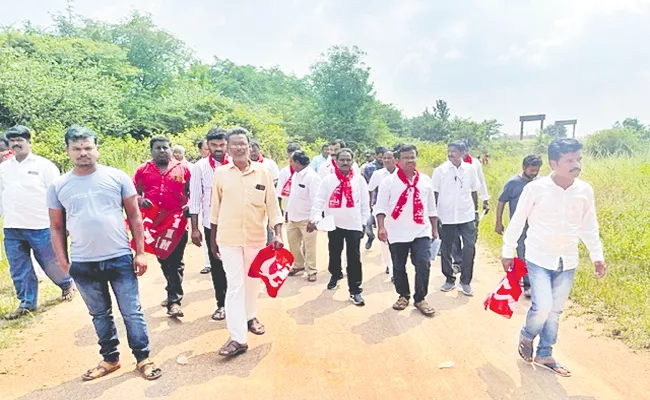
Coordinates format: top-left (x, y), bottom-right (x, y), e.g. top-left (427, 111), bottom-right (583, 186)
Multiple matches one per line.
top-left (47, 126), bottom-right (162, 382)
top-left (495, 154), bottom-right (543, 297)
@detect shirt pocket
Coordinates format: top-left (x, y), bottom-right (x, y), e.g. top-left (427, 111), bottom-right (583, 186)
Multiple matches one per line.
top-left (565, 195), bottom-right (588, 226)
top-left (247, 185), bottom-right (267, 207)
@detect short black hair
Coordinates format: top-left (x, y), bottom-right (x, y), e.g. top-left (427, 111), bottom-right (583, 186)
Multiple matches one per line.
top-left (226, 126), bottom-right (250, 143)
top-left (250, 139), bottom-right (261, 149)
top-left (375, 146), bottom-right (388, 155)
top-left (286, 142), bottom-right (301, 153)
top-left (335, 148), bottom-right (354, 160)
top-left (548, 138), bottom-right (583, 162)
top-left (321, 143), bottom-right (330, 151)
top-left (65, 126), bottom-right (99, 146)
top-left (397, 144), bottom-right (418, 158)
top-left (392, 143), bottom-right (405, 153)
top-left (196, 139), bottom-right (204, 151)
top-left (291, 150), bottom-right (310, 166)
top-left (206, 127), bottom-right (227, 142)
top-left (4, 125), bottom-right (31, 142)
top-left (522, 154), bottom-right (543, 168)
top-left (0, 134), bottom-right (8, 147)
top-left (448, 140), bottom-right (467, 153)
top-left (149, 136), bottom-right (170, 149)
top-left (331, 139), bottom-right (346, 148)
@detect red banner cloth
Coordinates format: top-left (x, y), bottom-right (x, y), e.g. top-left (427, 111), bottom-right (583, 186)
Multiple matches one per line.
top-left (129, 203), bottom-right (188, 259)
top-left (248, 245), bottom-right (294, 298)
top-left (483, 258), bottom-right (528, 319)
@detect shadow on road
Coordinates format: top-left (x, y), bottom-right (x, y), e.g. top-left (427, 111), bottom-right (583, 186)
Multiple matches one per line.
top-left (14, 343), bottom-right (272, 400)
top-left (350, 308), bottom-right (427, 344)
top-left (477, 362), bottom-right (597, 400)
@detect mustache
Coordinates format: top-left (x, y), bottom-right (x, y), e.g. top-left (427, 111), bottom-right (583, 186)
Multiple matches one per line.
top-left (570, 168), bottom-right (581, 172)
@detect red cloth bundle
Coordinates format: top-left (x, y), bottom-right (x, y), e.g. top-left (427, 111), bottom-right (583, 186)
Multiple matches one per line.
top-left (248, 245), bottom-right (294, 298)
top-left (483, 258), bottom-right (528, 319)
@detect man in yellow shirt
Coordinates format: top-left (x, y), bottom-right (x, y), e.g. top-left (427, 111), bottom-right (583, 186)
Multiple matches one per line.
top-left (209, 127), bottom-right (284, 357)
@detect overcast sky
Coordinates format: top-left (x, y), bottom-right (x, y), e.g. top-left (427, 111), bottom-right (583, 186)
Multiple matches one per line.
top-left (3, 0), bottom-right (649, 136)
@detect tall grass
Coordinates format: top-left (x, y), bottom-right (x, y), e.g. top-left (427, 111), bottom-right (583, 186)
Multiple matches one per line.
top-left (478, 153), bottom-right (650, 349)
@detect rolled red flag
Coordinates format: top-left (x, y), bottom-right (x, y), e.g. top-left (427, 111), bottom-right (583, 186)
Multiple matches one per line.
top-left (248, 245), bottom-right (294, 298)
top-left (483, 258), bottom-right (528, 319)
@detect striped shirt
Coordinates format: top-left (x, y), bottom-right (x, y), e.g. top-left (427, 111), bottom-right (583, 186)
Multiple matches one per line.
top-left (189, 157), bottom-right (225, 229)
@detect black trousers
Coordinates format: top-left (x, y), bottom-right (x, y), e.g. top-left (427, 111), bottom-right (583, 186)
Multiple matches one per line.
top-left (440, 222), bottom-right (477, 285)
top-left (157, 231), bottom-right (188, 308)
top-left (204, 227), bottom-right (227, 308)
top-left (389, 237), bottom-right (431, 303)
top-left (328, 228), bottom-right (363, 295)
top-left (451, 218), bottom-right (479, 265)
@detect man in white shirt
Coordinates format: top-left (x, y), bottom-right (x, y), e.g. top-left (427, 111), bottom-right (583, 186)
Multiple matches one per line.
top-left (285, 151), bottom-right (321, 282)
top-left (0, 126), bottom-right (74, 319)
top-left (318, 139), bottom-right (360, 178)
top-left (451, 140), bottom-right (491, 270)
top-left (368, 150), bottom-right (397, 278)
top-left (189, 127), bottom-right (229, 321)
top-left (250, 139), bottom-right (280, 184)
top-left (276, 142), bottom-right (302, 211)
top-left (432, 140), bottom-right (480, 296)
top-left (195, 139), bottom-right (211, 275)
top-left (308, 149), bottom-right (370, 306)
top-left (502, 139), bottom-right (605, 378)
top-left (375, 145), bottom-right (439, 316)
top-left (310, 143), bottom-right (330, 172)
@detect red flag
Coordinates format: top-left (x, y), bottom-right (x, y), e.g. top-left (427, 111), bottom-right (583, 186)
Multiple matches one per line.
top-left (248, 245), bottom-right (294, 298)
top-left (483, 258), bottom-right (528, 319)
top-left (128, 203), bottom-right (188, 259)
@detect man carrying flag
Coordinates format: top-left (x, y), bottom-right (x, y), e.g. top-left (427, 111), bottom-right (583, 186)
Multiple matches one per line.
top-left (375, 145), bottom-right (438, 316)
top-left (209, 127), bottom-right (283, 357)
top-left (308, 148), bottom-right (370, 306)
top-left (134, 136), bottom-right (191, 318)
top-left (189, 128), bottom-right (230, 321)
top-left (502, 139), bottom-right (605, 378)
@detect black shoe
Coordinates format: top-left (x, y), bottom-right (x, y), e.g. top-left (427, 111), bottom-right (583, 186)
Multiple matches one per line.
top-left (327, 276), bottom-right (340, 290)
top-left (349, 293), bottom-right (365, 306)
top-left (200, 266), bottom-right (211, 274)
top-left (365, 237), bottom-right (374, 250)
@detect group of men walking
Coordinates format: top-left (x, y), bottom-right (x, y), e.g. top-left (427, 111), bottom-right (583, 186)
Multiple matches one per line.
top-left (0, 122), bottom-right (605, 381)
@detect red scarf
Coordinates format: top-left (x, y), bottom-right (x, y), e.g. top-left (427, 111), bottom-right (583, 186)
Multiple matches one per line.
top-left (209, 153), bottom-right (230, 170)
top-left (464, 154), bottom-right (472, 164)
top-left (391, 167), bottom-right (424, 224)
top-left (328, 167), bottom-right (355, 208)
top-left (280, 166), bottom-right (295, 197)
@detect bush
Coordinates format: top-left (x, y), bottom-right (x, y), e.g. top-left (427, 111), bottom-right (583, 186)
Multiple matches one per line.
top-left (584, 128), bottom-right (642, 157)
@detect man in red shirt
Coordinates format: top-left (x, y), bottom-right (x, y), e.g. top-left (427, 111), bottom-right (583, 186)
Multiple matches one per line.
top-left (134, 136), bottom-right (191, 318)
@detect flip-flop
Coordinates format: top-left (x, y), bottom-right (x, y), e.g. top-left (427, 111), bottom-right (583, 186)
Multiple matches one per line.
top-left (518, 339), bottom-right (534, 363)
top-left (61, 287), bottom-right (75, 302)
top-left (534, 359), bottom-right (572, 377)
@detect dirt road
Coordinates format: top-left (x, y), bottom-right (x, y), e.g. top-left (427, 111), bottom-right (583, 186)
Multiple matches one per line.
top-left (0, 233), bottom-right (648, 400)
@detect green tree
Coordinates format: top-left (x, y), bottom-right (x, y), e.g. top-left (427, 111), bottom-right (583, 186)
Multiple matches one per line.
top-left (433, 99), bottom-right (450, 122)
top-left (309, 46), bottom-right (375, 145)
top-left (542, 124), bottom-right (568, 138)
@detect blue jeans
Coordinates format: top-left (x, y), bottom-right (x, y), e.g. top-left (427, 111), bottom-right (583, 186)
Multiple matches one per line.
top-left (521, 259), bottom-right (575, 358)
top-left (364, 215), bottom-right (375, 240)
top-left (3, 228), bottom-right (73, 310)
top-left (70, 254), bottom-right (150, 363)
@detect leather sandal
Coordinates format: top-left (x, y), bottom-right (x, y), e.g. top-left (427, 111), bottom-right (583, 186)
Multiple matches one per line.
top-left (248, 318), bottom-right (266, 335)
top-left (81, 360), bottom-right (121, 381)
top-left (219, 340), bottom-right (249, 357)
top-left (136, 358), bottom-right (162, 380)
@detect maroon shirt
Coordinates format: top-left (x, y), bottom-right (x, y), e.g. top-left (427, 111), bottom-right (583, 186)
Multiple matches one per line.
top-left (133, 159), bottom-right (191, 212)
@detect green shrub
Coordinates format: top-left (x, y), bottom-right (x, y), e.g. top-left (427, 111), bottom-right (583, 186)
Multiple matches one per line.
top-left (584, 128), bottom-right (642, 157)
